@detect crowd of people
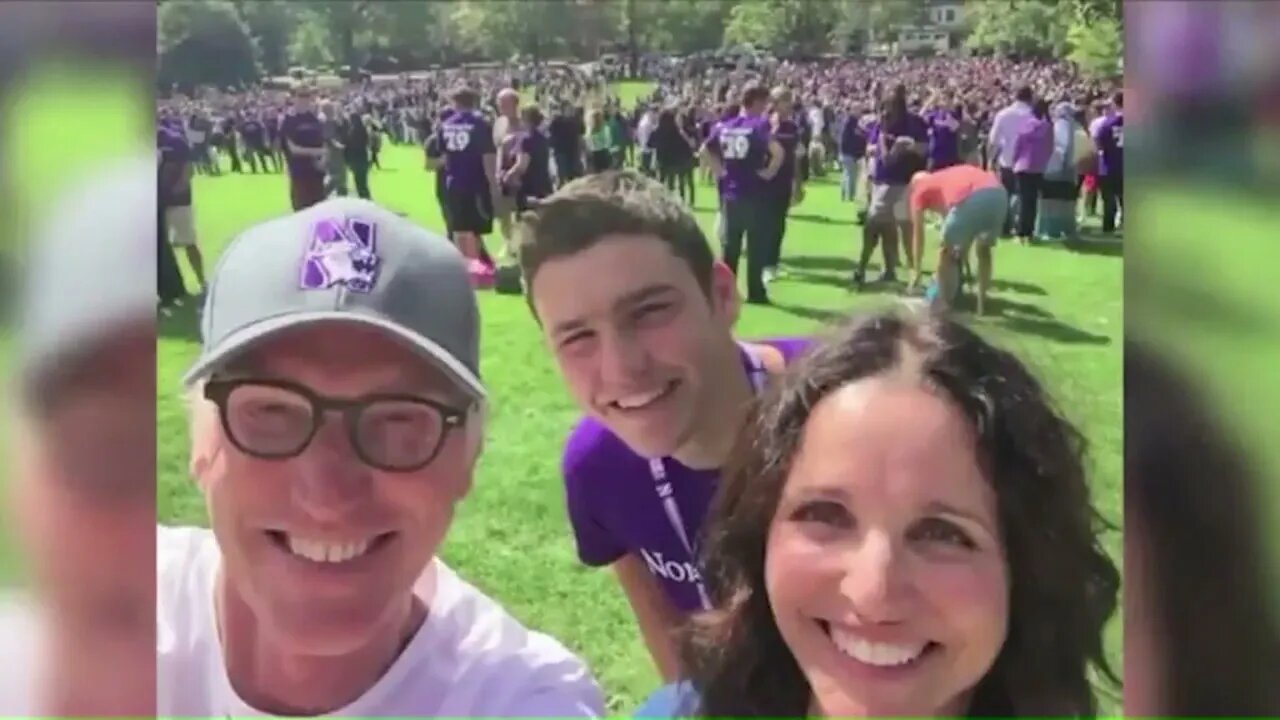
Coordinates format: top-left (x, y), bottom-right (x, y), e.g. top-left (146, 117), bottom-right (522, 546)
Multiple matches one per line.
top-left (157, 55), bottom-right (1122, 312)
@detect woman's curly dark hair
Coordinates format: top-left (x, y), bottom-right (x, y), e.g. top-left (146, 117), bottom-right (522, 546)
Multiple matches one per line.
top-left (680, 309), bottom-right (1121, 717)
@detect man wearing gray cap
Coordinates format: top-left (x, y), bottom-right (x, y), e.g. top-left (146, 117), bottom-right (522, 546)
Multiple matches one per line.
top-left (159, 197), bottom-right (604, 717)
top-left (3, 154), bottom-right (158, 718)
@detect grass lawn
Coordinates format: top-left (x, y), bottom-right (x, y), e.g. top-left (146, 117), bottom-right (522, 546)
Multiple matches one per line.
top-left (158, 83), bottom-right (1123, 713)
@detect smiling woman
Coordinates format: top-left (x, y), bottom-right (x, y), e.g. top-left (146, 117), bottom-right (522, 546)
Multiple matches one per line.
top-left (653, 308), bottom-right (1121, 718)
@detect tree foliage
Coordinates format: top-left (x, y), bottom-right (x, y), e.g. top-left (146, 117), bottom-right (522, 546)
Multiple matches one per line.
top-left (963, 0), bottom-right (1123, 77)
top-left (158, 0), bottom-right (1125, 87)
top-left (159, 0), bottom-right (260, 90)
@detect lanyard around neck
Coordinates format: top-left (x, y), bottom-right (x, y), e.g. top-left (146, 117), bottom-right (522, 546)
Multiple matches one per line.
top-left (647, 343), bottom-right (768, 612)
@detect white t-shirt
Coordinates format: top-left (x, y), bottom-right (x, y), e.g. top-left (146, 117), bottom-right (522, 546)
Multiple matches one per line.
top-left (157, 526), bottom-right (605, 717)
top-left (0, 593), bottom-right (44, 716)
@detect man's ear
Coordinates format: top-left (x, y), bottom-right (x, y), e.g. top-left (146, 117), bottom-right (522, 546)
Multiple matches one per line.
top-left (708, 261), bottom-right (741, 328)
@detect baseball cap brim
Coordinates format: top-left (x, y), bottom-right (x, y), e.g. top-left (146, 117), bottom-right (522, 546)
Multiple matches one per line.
top-left (181, 311), bottom-right (486, 402)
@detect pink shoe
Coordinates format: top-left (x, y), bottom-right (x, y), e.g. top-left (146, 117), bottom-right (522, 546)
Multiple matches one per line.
top-left (468, 258), bottom-right (496, 289)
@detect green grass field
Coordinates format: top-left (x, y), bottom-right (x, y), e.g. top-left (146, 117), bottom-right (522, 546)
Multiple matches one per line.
top-left (156, 85), bottom-right (1124, 713)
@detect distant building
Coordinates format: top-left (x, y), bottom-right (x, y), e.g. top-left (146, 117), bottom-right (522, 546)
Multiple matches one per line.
top-left (892, 0), bottom-right (967, 56)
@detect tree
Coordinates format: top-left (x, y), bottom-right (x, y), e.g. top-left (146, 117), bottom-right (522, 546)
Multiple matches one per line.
top-left (303, 0), bottom-right (374, 72)
top-left (159, 0), bottom-right (260, 91)
top-left (723, 1), bottom-right (786, 50)
top-left (362, 1), bottom-right (451, 69)
top-left (964, 0), bottom-right (1072, 57)
top-left (450, 1), bottom-right (573, 63)
top-left (1067, 13), bottom-right (1122, 78)
top-left (233, 0), bottom-right (295, 76)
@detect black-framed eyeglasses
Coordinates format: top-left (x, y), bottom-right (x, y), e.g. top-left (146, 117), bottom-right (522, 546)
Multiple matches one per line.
top-left (203, 378), bottom-right (468, 473)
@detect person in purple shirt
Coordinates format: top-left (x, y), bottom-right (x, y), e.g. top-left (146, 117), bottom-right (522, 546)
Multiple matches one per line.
top-left (927, 103), bottom-right (963, 171)
top-left (762, 86), bottom-right (805, 285)
top-left (1012, 99), bottom-right (1055, 243)
top-left (279, 87), bottom-right (326, 211)
top-left (700, 84), bottom-right (785, 305)
top-left (157, 124), bottom-right (207, 295)
top-left (1093, 91), bottom-right (1124, 234)
top-left (238, 112), bottom-right (273, 174)
top-left (855, 87), bottom-right (929, 289)
top-left (515, 169), bottom-right (810, 684)
top-left (500, 104), bottom-right (555, 214)
top-left (428, 86), bottom-right (498, 263)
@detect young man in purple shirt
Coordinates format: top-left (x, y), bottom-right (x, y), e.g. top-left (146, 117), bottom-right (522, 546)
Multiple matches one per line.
top-left (926, 102), bottom-right (962, 171)
top-left (428, 86), bottom-right (498, 263)
top-left (515, 170), bottom-right (809, 683)
top-left (238, 112), bottom-right (273, 174)
top-left (1093, 91), bottom-right (1124, 234)
top-left (280, 87), bottom-right (326, 211)
top-left (855, 88), bottom-right (929, 289)
top-left (700, 84), bottom-right (784, 305)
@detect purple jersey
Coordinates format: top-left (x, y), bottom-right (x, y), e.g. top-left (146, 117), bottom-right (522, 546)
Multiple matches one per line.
top-left (517, 129), bottom-right (554, 200)
top-left (281, 110), bottom-right (325, 177)
top-left (1094, 113), bottom-right (1124, 177)
top-left (927, 110), bottom-right (961, 169)
top-left (562, 338), bottom-right (810, 614)
top-left (157, 127), bottom-right (191, 208)
top-left (239, 117), bottom-right (266, 148)
top-left (706, 115), bottom-right (773, 201)
top-left (869, 112), bottom-right (929, 184)
top-left (435, 109), bottom-right (497, 193)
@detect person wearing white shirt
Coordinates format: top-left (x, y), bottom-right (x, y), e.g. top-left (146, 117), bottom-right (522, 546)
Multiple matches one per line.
top-left (492, 87), bottom-right (522, 259)
top-left (159, 198), bottom-right (605, 717)
top-left (636, 106), bottom-right (657, 176)
top-left (985, 86), bottom-right (1034, 237)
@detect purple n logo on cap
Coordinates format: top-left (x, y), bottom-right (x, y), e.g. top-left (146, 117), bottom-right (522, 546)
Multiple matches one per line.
top-left (299, 217), bottom-right (380, 293)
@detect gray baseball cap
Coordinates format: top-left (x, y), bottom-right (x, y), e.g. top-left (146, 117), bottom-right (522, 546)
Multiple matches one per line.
top-left (19, 154), bottom-right (157, 399)
top-left (183, 197), bottom-right (484, 401)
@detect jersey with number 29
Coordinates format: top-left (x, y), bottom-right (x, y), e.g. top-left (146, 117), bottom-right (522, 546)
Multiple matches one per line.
top-left (436, 110), bottom-right (497, 194)
top-left (706, 114), bottom-right (771, 201)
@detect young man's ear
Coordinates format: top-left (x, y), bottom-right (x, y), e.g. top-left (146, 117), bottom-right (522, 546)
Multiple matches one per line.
top-left (708, 260), bottom-right (741, 327)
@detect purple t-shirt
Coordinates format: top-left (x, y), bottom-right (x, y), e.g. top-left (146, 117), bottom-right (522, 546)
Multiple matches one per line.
top-left (706, 114), bottom-right (772, 201)
top-left (239, 116), bottom-right (266, 148)
top-left (869, 113), bottom-right (929, 184)
top-left (157, 127), bottom-right (191, 208)
top-left (281, 110), bottom-right (325, 178)
top-left (1094, 113), bottom-right (1124, 177)
top-left (562, 338), bottom-right (810, 614)
top-left (435, 109), bottom-right (497, 194)
top-left (839, 116), bottom-right (867, 158)
top-left (927, 110), bottom-right (961, 169)
top-left (518, 129), bottom-right (554, 200)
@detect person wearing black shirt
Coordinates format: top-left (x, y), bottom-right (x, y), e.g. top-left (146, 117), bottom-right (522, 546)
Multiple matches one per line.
top-left (344, 107), bottom-right (373, 200)
top-left (651, 107), bottom-right (695, 206)
top-left (548, 104), bottom-right (583, 187)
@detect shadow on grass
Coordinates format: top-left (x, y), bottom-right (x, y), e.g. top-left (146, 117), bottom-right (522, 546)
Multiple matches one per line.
top-left (769, 302), bottom-right (848, 325)
top-left (1056, 236), bottom-right (1125, 257)
top-left (989, 314), bottom-right (1112, 345)
top-left (785, 270), bottom-right (851, 291)
top-left (783, 255), bottom-right (859, 273)
top-left (958, 293), bottom-right (1110, 345)
top-left (989, 278), bottom-right (1048, 296)
top-left (982, 296), bottom-right (1054, 319)
top-left (159, 297), bottom-right (203, 342)
top-left (789, 213), bottom-right (855, 226)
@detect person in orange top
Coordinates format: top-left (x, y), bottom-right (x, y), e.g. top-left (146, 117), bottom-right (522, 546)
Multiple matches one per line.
top-left (908, 164), bottom-right (1008, 314)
